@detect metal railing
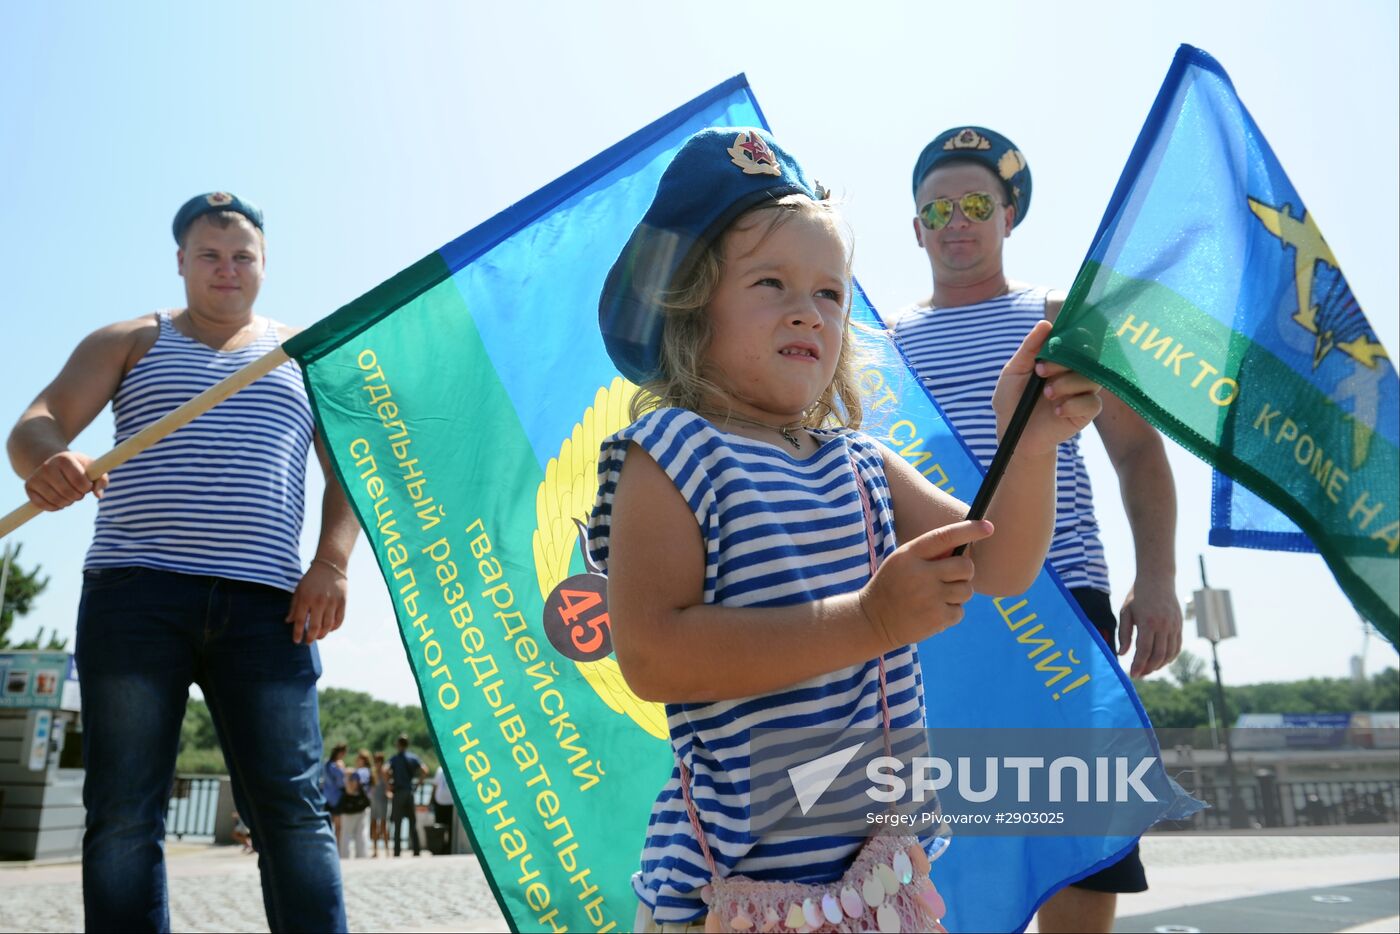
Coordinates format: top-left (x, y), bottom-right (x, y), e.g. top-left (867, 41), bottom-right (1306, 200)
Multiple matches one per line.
top-left (1158, 777), bottom-right (1398, 830)
top-left (1276, 779), bottom-right (1398, 827)
top-left (165, 775), bottom-right (222, 839)
top-left (161, 774), bottom-right (434, 841)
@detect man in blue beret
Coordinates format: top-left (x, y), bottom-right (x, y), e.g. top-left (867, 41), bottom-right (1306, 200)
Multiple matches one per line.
top-left (7, 193), bottom-right (356, 932)
top-left (891, 129), bottom-right (1183, 932)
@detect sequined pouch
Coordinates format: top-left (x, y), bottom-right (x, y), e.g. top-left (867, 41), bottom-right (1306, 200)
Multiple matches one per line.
top-left (673, 455), bottom-right (950, 934)
top-left (690, 802), bottom-right (948, 933)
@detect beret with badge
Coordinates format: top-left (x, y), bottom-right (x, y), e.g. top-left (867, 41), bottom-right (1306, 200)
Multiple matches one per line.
top-left (911, 126), bottom-right (1031, 228)
top-left (598, 127), bottom-right (823, 385)
top-left (172, 191), bottom-right (264, 244)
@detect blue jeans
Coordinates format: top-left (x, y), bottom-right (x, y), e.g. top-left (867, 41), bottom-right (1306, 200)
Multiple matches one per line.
top-left (75, 567), bottom-right (346, 933)
top-left (390, 789), bottom-right (421, 856)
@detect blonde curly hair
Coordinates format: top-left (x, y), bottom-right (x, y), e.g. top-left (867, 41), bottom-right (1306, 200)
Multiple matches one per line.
top-left (629, 195), bottom-right (864, 430)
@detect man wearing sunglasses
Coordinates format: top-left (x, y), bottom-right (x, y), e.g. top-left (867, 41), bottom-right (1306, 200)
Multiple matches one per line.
top-left (892, 127), bottom-right (1183, 933)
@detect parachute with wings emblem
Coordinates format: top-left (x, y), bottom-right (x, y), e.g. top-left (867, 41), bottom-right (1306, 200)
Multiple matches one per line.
top-left (531, 378), bottom-right (669, 740)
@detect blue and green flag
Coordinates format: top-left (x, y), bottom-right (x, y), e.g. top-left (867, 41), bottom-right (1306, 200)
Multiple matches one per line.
top-left (1042, 45), bottom-right (1398, 647)
top-left (286, 76), bottom-right (1177, 933)
top-left (1212, 472), bottom-right (1316, 553)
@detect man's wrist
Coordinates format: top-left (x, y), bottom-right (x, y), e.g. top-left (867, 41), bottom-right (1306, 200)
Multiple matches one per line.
top-left (1131, 568), bottom-right (1178, 588)
top-left (312, 555), bottom-right (348, 578)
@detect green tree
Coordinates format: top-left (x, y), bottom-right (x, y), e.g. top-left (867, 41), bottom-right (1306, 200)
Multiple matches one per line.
top-left (1372, 667), bottom-right (1399, 710)
top-left (181, 697), bottom-right (219, 749)
top-left (9, 628), bottom-right (69, 650)
top-left (175, 698), bottom-right (228, 774)
top-left (0, 543), bottom-right (53, 648)
top-left (172, 688), bottom-right (438, 775)
top-left (1169, 649), bottom-right (1208, 686)
top-left (318, 687), bottom-right (436, 767)
top-left (1137, 667), bottom-right (1400, 730)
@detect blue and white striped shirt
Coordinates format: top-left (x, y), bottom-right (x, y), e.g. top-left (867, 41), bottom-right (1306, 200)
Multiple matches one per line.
top-left (588, 408), bottom-right (926, 923)
top-left (85, 311), bottom-right (314, 592)
top-left (892, 287), bottom-right (1111, 592)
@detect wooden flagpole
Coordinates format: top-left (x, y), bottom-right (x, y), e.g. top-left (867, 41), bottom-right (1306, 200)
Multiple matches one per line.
top-left (0, 346), bottom-right (291, 540)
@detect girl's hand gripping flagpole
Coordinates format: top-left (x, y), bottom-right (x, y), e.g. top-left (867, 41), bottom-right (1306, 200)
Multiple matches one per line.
top-left (0, 347), bottom-right (291, 539)
top-left (951, 372), bottom-right (1047, 556)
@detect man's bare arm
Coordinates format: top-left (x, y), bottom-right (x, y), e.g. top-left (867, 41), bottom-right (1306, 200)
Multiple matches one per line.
top-left (285, 431), bottom-right (360, 645)
top-left (1045, 293), bottom-right (1181, 677)
top-left (1095, 392), bottom-right (1182, 676)
top-left (278, 321), bottom-right (361, 645)
top-left (8, 317), bottom-right (154, 509)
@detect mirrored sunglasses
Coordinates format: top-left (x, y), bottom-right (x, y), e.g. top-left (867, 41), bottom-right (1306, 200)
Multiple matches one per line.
top-left (917, 191), bottom-right (1001, 230)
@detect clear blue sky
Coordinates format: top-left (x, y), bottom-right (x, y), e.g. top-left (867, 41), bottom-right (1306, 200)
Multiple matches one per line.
top-left (2, 1), bottom-right (1396, 705)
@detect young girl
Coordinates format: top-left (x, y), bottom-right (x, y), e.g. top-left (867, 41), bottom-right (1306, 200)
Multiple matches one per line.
top-left (591, 128), bottom-right (1101, 932)
top-left (369, 750), bottom-right (391, 857)
top-left (337, 751), bottom-right (373, 859)
top-left (322, 742), bottom-right (348, 844)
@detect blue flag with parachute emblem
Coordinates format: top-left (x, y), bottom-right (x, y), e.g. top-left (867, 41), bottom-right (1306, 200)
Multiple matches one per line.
top-left (1041, 45), bottom-right (1398, 646)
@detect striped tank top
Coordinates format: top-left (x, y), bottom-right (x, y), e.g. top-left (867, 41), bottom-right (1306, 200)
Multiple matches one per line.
top-left (85, 310), bottom-right (314, 592)
top-left (892, 287), bottom-right (1111, 592)
top-left (588, 408), bottom-right (927, 924)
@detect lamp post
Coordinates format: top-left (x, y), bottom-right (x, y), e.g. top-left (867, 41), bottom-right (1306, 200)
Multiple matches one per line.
top-left (1187, 554), bottom-right (1249, 829)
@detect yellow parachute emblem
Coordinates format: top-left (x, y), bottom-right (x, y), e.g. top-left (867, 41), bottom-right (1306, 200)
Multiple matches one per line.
top-left (531, 377), bottom-right (669, 740)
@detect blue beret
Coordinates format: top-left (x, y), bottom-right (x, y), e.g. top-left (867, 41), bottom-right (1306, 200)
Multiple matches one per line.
top-left (911, 127), bottom-right (1031, 228)
top-left (172, 192), bottom-right (264, 244)
top-left (599, 127), bottom-right (820, 385)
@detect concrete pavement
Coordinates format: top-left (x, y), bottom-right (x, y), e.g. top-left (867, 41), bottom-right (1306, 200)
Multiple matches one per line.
top-left (0, 844), bottom-right (508, 934)
top-left (1, 831), bottom-right (1395, 932)
top-left (1113, 831), bottom-right (1400, 934)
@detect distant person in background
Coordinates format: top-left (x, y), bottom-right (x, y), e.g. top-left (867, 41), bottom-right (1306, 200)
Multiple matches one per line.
top-left (431, 766), bottom-right (455, 853)
top-left (388, 734), bottom-right (427, 857)
top-left (323, 743), bottom-right (348, 842)
top-left (6, 192), bottom-right (357, 932)
top-left (231, 812), bottom-right (254, 854)
top-left (369, 750), bottom-right (391, 857)
top-left (336, 750), bottom-right (372, 859)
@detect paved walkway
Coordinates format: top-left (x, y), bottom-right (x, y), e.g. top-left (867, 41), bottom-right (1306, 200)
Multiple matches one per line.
top-left (1112, 831), bottom-right (1400, 934)
top-left (0, 845), bottom-right (508, 934)
top-left (1, 831), bottom-right (1395, 932)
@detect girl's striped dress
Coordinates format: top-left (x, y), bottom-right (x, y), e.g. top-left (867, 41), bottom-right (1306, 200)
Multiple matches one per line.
top-left (588, 407), bottom-right (926, 924)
